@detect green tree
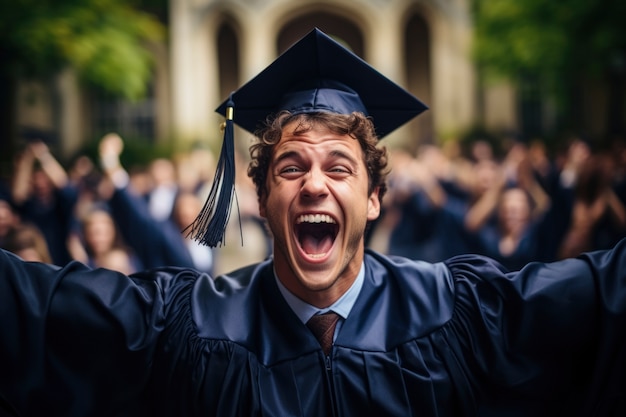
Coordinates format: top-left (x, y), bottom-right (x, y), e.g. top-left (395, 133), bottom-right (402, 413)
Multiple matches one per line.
top-left (1, 0), bottom-right (164, 98)
top-left (472, 0), bottom-right (626, 139)
top-left (0, 0), bottom-right (165, 175)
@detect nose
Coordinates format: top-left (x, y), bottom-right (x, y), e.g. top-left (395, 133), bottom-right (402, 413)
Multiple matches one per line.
top-left (301, 168), bottom-right (328, 199)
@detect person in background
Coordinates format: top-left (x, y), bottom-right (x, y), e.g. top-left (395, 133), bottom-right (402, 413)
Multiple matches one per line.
top-left (96, 247), bottom-right (138, 275)
top-left (463, 142), bottom-right (551, 270)
top-left (68, 203), bottom-right (144, 274)
top-left (557, 153), bottom-right (626, 259)
top-left (10, 138), bottom-right (77, 265)
top-left (1, 28), bottom-right (625, 417)
top-left (97, 133), bottom-right (216, 274)
top-left (383, 146), bottom-right (469, 262)
top-left (0, 185), bottom-right (20, 248)
top-left (3, 222), bottom-right (52, 263)
top-left (145, 157), bottom-right (179, 223)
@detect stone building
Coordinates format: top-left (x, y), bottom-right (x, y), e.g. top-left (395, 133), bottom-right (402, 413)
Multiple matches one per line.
top-left (15, 0), bottom-right (520, 159)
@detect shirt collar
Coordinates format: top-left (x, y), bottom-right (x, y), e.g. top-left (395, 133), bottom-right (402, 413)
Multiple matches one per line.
top-left (274, 263), bottom-right (365, 324)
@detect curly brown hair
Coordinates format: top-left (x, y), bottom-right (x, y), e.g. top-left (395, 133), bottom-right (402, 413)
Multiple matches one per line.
top-left (247, 111), bottom-right (389, 205)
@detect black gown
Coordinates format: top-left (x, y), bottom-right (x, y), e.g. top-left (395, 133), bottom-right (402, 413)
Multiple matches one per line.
top-left (1, 239), bottom-right (625, 416)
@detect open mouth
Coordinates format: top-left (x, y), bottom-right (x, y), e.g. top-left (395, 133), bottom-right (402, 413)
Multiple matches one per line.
top-left (295, 214), bottom-right (339, 259)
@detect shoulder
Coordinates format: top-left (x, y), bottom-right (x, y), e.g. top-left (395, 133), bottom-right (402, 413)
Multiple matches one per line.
top-left (130, 260), bottom-right (270, 300)
top-left (365, 249), bottom-right (454, 291)
top-left (140, 260), bottom-right (274, 333)
top-left (360, 250), bottom-right (456, 340)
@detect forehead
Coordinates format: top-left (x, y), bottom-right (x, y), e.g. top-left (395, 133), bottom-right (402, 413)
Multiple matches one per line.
top-left (501, 188), bottom-right (529, 205)
top-left (273, 119), bottom-right (363, 157)
top-left (85, 210), bottom-right (114, 224)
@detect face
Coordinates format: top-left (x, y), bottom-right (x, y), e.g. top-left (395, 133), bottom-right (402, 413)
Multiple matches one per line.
top-left (473, 159), bottom-right (499, 195)
top-left (259, 120), bottom-right (380, 307)
top-left (32, 170), bottom-right (54, 197)
top-left (14, 248), bottom-right (46, 263)
top-left (84, 210), bottom-right (117, 255)
top-left (174, 193), bottom-right (203, 230)
top-left (498, 188), bottom-right (531, 235)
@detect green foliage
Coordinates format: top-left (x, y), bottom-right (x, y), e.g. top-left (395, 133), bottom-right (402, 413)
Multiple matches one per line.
top-left (472, 0), bottom-right (626, 135)
top-left (0, 0), bottom-right (164, 100)
top-left (473, 0), bottom-right (626, 86)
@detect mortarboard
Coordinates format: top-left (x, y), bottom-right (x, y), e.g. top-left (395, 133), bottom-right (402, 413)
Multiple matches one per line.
top-left (186, 27), bottom-right (428, 247)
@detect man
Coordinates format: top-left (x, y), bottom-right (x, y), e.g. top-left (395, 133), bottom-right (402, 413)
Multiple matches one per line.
top-left (1, 28), bottom-right (625, 417)
top-left (10, 138), bottom-right (77, 265)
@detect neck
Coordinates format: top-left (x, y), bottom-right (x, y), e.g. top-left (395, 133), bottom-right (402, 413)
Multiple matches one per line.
top-left (274, 258), bottom-right (361, 308)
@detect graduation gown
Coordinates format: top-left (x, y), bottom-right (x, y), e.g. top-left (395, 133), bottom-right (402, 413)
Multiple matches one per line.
top-left (1, 239), bottom-right (625, 416)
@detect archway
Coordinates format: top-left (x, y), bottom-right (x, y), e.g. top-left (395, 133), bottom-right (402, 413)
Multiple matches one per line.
top-left (405, 14), bottom-right (433, 148)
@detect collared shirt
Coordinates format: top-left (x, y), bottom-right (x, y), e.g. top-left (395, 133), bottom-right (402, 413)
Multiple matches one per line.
top-left (274, 263), bottom-right (365, 341)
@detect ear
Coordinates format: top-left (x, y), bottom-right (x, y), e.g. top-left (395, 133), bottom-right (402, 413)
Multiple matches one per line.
top-left (366, 187), bottom-right (381, 221)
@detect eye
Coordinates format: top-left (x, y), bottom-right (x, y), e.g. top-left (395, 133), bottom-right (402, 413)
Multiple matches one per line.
top-left (328, 166), bottom-right (351, 175)
top-left (281, 166), bottom-right (301, 174)
top-left (278, 166), bottom-right (304, 178)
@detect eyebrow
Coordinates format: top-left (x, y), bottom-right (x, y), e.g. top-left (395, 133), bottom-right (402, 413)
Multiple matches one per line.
top-left (329, 149), bottom-right (359, 167)
top-left (273, 150), bottom-right (299, 165)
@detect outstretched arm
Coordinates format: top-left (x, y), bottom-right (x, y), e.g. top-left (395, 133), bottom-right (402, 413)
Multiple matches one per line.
top-left (444, 237), bottom-right (626, 414)
top-left (0, 248), bottom-right (164, 416)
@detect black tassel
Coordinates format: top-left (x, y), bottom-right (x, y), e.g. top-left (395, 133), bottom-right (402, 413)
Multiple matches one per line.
top-left (184, 96), bottom-right (240, 247)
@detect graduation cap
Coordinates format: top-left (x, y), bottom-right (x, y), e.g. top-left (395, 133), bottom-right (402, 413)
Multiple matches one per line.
top-left (186, 27), bottom-right (428, 247)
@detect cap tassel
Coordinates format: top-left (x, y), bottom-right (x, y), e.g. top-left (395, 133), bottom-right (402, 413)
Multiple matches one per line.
top-left (184, 95), bottom-right (241, 247)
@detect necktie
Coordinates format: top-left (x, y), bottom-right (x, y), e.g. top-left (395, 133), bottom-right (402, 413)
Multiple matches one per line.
top-left (306, 312), bottom-right (340, 355)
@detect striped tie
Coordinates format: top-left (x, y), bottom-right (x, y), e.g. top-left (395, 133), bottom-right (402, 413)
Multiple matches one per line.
top-left (306, 312), bottom-right (340, 355)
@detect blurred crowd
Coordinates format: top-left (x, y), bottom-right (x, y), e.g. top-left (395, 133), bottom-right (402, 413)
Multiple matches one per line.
top-left (1, 133), bottom-right (625, 275)
top-left (366, 135), bottom-right (626, 271)
top-left (0, 134), bottom-right (270, 276)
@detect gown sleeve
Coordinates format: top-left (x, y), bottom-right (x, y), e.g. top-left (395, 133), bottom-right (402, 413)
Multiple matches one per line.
top-left (443, 238), bottom-right (626, 415)
top-left (108, 187), bottom-right (196, 270)
top-left (0, 249), bottom-right (167, 416)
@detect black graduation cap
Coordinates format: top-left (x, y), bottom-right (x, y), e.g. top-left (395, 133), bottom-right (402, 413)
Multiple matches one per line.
top-left (216, 27), bottom-right (427, 138)
top-left (186, 27), bottom-right (428, 247)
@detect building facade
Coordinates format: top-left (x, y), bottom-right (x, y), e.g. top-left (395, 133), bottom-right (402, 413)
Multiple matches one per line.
top-left (16, 0), bottom-right (521, 160)
top-left (168, 0), bottom-right (493, 152)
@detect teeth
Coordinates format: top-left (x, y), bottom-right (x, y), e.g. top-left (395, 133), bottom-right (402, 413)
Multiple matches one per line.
top-left (296, 214), bottom-right (336, 224)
